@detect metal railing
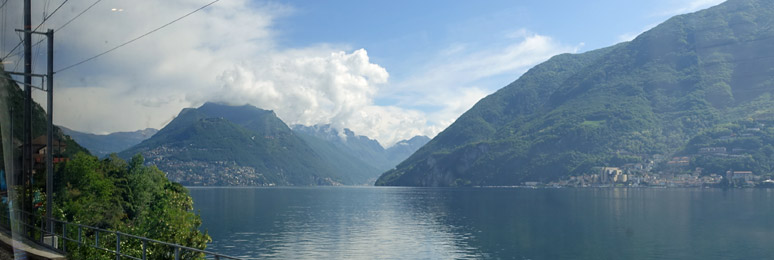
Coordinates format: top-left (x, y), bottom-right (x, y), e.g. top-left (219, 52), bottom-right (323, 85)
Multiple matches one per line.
top-left (0, 208), bottom-right (243, 260)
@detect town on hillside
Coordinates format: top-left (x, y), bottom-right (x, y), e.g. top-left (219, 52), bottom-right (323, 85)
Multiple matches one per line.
top-left (539, 120), bottom-right (774, 188)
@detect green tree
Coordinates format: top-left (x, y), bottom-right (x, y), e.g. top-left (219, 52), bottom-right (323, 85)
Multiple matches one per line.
top-left (57, 152), bottom-right (210, 259)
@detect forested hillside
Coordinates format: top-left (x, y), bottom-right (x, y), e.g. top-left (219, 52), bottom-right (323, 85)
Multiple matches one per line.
top-left (377, 0), bottom-right (774, 186)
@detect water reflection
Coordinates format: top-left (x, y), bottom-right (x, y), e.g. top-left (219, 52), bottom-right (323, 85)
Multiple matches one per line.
top-left (190, 187), bottom-right (482, 259)
top-left (190, 187), bottom-right (774, 260)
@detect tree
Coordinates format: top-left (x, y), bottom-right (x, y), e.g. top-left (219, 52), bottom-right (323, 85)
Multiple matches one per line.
top-left (57, 152), bottom-right (210, 259)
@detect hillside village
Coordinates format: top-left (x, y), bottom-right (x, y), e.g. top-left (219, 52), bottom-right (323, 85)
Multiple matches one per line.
top-left (544, 120), bottom-right (774, 188)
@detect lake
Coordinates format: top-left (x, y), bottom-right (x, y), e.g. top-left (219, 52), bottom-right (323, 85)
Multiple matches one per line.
top-left (189, 187), bottom-right (774, 259)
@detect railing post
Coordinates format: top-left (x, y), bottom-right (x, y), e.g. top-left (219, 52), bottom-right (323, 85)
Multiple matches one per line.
top-left (0, 214), bottom-right (241, 260)
top-left (62, 223), bottom-right (67, 252)
top-left (116, 232), bottom-right (121, 260)
top-left (40, 217), bottom-right (44, 243)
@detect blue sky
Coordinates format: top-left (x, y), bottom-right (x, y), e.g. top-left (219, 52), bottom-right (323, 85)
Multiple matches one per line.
top-left (275, 0), bottom-right (703, 84)
top-left (0, 0), bottom-right (724, 146)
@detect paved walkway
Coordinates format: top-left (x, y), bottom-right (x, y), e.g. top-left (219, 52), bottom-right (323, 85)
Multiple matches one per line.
top-left (0, 228), bottom-right (66, 260)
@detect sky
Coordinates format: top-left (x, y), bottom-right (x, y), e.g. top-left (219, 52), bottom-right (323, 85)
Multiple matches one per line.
top-left (1, 0), bottom-right (724, 147)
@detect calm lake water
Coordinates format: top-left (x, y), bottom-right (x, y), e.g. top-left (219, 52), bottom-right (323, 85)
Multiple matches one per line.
top-left (189, 187), bottom-right (774, 259)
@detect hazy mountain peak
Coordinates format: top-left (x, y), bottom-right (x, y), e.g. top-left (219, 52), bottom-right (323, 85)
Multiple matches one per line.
top-left (61, 127), bottom-right (159, 158)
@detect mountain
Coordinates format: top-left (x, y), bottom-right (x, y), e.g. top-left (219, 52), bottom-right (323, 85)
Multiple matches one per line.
top-left (60, 127), bottom-right (158, 158)
top-left (377, 0), bottom-right (774, 186)
top-left (679, 119), bottom-right (774, 179)
top-left (292, 125), bottom-right (429, 171)
top-left (386, 136), bottom-right (432, 163)
top-left (0, 64), bottom-right (89, 168)
top-left (119, 102), bottom-right (427, 185)
top-left (291, 128), bottom-right (383, 184)
top-left (120, 103), bottom-right (352, 186)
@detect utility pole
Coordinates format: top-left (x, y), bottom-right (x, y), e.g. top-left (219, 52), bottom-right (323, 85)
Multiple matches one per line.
top-left (46, 29), bottom-right (54, 234)
top-left (23, 0), bottom-right (33, 233)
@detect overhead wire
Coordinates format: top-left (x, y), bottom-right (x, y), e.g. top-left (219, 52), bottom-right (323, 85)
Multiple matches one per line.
top-left (32, 0), bottom-right (54, 74)
top-left (56, 0), bottom-right (220, 73)
top-left (56, 0), bottom-right (102, 32)
top-left (3, 0), bottom-right (103, 62)
top-left (9, 32), bottom-right (24, 71)
top-left (1, 0), bottom-right (69, 60)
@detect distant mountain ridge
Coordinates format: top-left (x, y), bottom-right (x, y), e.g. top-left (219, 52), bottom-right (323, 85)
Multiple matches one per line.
top-left (0, 65), bottom-right (89, 166)
top-left (61, 127), bottom-right (158, 158)
top-left (377, 0), bottom-right (774, 186)
top-left (292, 124), bottom-right (430, 172)
top-left (120, 102), bottom-right (428, 186)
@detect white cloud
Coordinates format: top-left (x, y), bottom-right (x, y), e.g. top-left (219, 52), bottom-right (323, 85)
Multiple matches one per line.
top-left (3, 1), bottom-right (576, 147)
top-left (2, 0), bottom-right (434, 146)
top-left (197, 48), bottom-right (434, 146)
top-left (387, 30), bottom-right (578, 131)
top-left (1, 0), bottom-right (286, 133)
top-left (616, 23), bottom-right (660, 43)
top-left (617, 32), bottom-right (639, 43)
top-left (656, 0), bottom-right (725, 17)
top-left (616, 0), bottom-right (723, 44)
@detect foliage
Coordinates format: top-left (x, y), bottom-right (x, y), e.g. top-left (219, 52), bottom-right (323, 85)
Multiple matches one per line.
top-left (0, 65), bottom-right (90, 169)
top-left (56, 153), bottom-right (211, 259)
top-left (120, 103), bottom-right (348, 185)
top-left (293, 125), bottom-right (430, 184)
top-left (683, 120), bottom-right (774, 175)
top-left (121, 103), bottom-right (429, 186)
top-left (3, 56), bottom-right (208, 259)
top-left (377, 0), bottom-right (774, 186)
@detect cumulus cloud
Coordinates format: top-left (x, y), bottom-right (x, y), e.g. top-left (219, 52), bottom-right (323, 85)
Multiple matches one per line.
top-left (194, 48), bottom-right (433, 146)
top-left (2, 1), bottom-right (576, 147)
top-left (3, 0), bottom-right (285, 131)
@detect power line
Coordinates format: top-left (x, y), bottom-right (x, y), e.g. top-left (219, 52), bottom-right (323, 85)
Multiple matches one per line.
top-left (57, 0), bottom-right (102, 32)
top-left (43, 0), bottom-right (51, 19)
top-left (2, 31), bottom-right (24, 62)
top-left (3, 0), bottom-right (102, 61)
top-left (32, 0), bottom-right (53, 74)
top-left (56, 0), bottom-right (220, 73)
top-left (39, 0), bottom-right (68, 31)
top-left (1, 0), bottom-right (69, 60)
top-left (0, 0), bottom-right (9, 10)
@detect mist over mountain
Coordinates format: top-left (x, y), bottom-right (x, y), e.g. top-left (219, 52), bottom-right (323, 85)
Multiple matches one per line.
top-left (377, 0), bottom-right (774, 186)
top-left (120, 103), bottom-right (428, 186)
top-left (60, 127), bottom-right (158, 158)
top-left (386, 136), bottom-right (432, 163)
top-left (292, 125), bottom-right (430, 182)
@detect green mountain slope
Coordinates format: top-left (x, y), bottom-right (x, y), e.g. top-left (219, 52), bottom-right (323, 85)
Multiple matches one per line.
top-left (293, 131), bottom-right (383, 184)
top-left (1, 64), bottom-right (88, 169)
top-left (60, 127), bottom-right (157, 158)
top-left (377, 0), bottom-right (774, 186)
top-left (121, 103), bottom-right (371, 186)
top-left (386, 136), bottom-right (432, 164)
top-left (293, 125), bottom-right (429, 169)
top-left (292, 125), bottom-right (430, 184)
top-left (679, 119), bottom-right (774, 177)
